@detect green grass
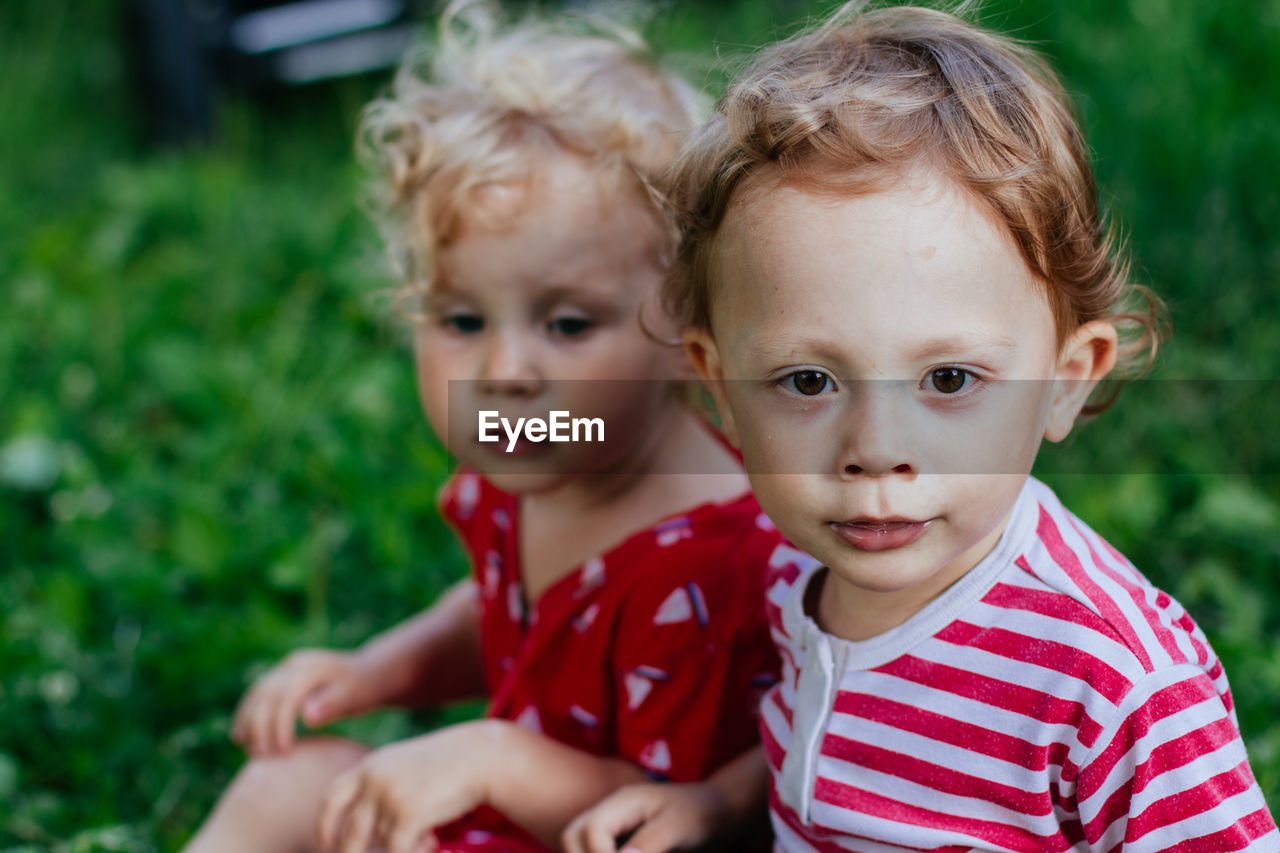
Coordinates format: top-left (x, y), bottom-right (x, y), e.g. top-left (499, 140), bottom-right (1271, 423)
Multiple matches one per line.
top-left (1, 0), bottom-right (1277, 849)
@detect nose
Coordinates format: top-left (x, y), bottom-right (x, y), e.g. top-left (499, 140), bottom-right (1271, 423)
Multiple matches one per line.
top-left (478, 330), bottom-right (544, 398)
top-left (838, 381), bottom-right (918, 477)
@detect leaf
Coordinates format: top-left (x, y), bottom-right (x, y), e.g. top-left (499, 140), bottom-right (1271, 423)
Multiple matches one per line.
top-left (0, 435), bottom-right (61, 492)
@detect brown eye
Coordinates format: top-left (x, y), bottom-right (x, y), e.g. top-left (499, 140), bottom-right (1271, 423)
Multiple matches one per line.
top-left (785, 370), bottom-right (831, 396)
top-left (443, 312), bottom-right (483, 333)
top-left (930, 367), bottom-right (968, 393)
top-left (549, 316), bottom-right (592, 337)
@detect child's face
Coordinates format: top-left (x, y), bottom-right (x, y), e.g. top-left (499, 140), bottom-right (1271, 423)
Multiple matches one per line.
top-left (415, 149), bottom-right (684, 494)
top-left (687, 171), bottom-right (1114, 637)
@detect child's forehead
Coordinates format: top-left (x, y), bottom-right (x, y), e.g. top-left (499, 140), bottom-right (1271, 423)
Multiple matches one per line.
top-left (714, 166), bottom-right (994, 261)
top-left (704, 167), bottom-right (1055, 346)
top-left (431, 151), bottom-right (667, 298)
top-left (452, 148), bottom-right (647, 236)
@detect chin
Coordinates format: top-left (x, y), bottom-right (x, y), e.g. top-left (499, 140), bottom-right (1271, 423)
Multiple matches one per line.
top-left (476, 468), bottom-right (569, 495)
top-left (821, 548), bottom-right (936, 590)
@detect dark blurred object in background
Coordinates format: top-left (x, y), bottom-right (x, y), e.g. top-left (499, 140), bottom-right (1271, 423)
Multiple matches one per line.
top-left (124, 0), bottom-right (425, 145)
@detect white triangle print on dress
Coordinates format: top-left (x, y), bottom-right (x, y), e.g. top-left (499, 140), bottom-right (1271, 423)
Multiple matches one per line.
top-left (507, 583), bottom-right (524, 623)
top-left (653, 587), bottom-right (693, 625)
top-left (638, 739), bottom-right (672, 773)
top-left (572, 602), bottom-right (600, 633)
top-left (456, 474), bottom-right (480, 519)
top-left (573, 557), bottom-right (606, 599)
top-left (768, 543), bottom-right (818, 571)
top-left (625, 672), bottom-right (654, 710)
top-left (653, 516), bottom-right (693, 548)
top-left (581, 557), bottom-right (605, 586)
top-left (483, 551), bottom-right (502, 597)
top-left (654, 583), bottom-right (709, 627)
top-left (514, 705), bottom-right (542, 732)
top-left (569, 704), bottom-right (600, 728)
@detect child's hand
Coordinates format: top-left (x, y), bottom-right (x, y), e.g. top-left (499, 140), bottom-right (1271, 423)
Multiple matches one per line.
top-left (562, 781), bottom-right (729, 853)
top-left (232, 648), bottom-right (382, 756)
top-left (317, 721), bottom-right (497, 853)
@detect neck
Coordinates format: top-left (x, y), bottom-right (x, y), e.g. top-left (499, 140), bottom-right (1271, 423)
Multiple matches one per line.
top-left (525, 404), bottom-right (690, 514)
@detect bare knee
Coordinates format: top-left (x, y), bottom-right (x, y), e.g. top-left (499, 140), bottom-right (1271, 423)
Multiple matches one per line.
top-left (184, 737), bottom-right (368, 853)
top-left (235, 737), bottom-right (369, 797)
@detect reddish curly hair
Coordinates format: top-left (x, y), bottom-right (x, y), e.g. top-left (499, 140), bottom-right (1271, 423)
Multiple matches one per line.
top-left (666, 3), bottom-right (1165, 412)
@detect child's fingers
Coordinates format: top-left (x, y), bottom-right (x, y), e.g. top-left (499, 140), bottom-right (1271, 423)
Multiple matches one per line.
top-left (240, 693), bottom-right (273, 755)
top-left (241, 694), bottom-right (270, 755)
top-left (271, 678), bottom-right (322, 754)
top-left (337, 799), bottom-right (378, 853)
top-left (318, 769), bottom-right (362, 851)
top-left (619, 819), bottom-right (692, 853)
top-left (563, 801), bottom-right (638, 853)
top-left (561, 813), bottom-right (607, 853)
top-left (387, 817), bottom-right (434, 853)
top-left (234, 676), bottom-right (291, 755)
top-left (560, 819), bottom-right (582, 853)
top-left (233, 695), bottom-right (260, 753)
top-left (582, 818), bottom-right (623, 853)
top-left (304, 678), bottom-right (356, 727)
top-left (249, 699), bottom-right (280, 756)
top-left (272, 689), bottom-right (299, 754)
top-left (232, 651), bottom-right (345, 753)
top-left (231, 679), bottom-right (272, 747)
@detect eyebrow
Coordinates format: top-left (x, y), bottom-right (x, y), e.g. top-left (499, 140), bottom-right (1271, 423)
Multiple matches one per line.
top-left (425, 279), bottom-right (625, 316)
top-left (530, 281), bottom-right (620, 304)
top-left (740, 336), bottom-right (846, 367)
top-left (422, 286), bottom-right (468, 308)
top-left (741, 332), bottom-right (1019, 368)
top-left (904, 334), bottom-right (1019, 361)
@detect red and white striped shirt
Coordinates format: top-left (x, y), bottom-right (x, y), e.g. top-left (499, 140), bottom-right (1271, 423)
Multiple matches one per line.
top-left (761, 477), bottom-right (1278, 852)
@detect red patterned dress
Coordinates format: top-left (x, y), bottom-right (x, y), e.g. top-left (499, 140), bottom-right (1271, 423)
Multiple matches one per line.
top-left (431, 468), bottom-right (787, 852)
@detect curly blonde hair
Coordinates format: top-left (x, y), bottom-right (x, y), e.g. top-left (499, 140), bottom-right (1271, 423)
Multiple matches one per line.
top-left (358, 0), bottom-right (705, 306)
top-left (667, 2), bottom-right (1164, 412)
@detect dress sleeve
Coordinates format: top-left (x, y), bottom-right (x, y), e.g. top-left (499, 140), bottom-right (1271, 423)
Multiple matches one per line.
top-left (436, 469), bottom-right (486, 540)
top-left (1076, 663), bottom-right (1279, 851)
top-left (609, 530), bottom-right (781, 783)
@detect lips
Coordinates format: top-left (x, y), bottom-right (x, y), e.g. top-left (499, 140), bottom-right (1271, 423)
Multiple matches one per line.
top-left (829, 518), bottom-right (931, 552)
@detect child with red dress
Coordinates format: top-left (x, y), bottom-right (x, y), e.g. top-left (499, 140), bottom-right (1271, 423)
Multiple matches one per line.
top-left (182, 2), bottom-right (786, 851)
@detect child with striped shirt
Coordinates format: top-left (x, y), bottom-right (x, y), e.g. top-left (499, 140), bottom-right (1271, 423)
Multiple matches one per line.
top-left (563, 4), bottom-right (1279, 851)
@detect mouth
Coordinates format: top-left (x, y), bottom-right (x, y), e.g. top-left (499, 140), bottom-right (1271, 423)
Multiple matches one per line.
top-left (829, 517), bottom-right (932, 552)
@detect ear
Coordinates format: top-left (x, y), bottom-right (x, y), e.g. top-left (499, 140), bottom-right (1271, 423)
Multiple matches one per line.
top-left (1045, 320), bottom-right (1119, 442)
top-left (683, 327), bottom-right (739, 448)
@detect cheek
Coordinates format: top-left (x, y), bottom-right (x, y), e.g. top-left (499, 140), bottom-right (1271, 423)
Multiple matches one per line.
top-left (560, 381), bottom-right (666, 427)
top-left (743, 474), bottom-right (818, 546)
top-left (945, 474), bottom-right (1029, 541)
top-left (726, 387), bottom-right (839, 476)
top-left (963, 384), bottom-right (1053, 474)
top-left (909, 385), bottom-right (1052, 476)
top-left (414, 335), bottom-right (452, 440)
top-left (598, 333), bottom-right (683, 380)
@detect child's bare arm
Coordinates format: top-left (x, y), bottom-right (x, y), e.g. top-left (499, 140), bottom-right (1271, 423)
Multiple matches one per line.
top-left (345, 577), bottom-right (486, 708)
top-left (563, 746), bottom-right (769, 853)
top-left (232, 578), bottom-right (484, 755)
top-left (317, 718), bottom-right (649, 853)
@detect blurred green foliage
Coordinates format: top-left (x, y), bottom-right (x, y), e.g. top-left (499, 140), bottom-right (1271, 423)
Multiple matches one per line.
top-left (1, 0), bottom-right (1278, 849)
